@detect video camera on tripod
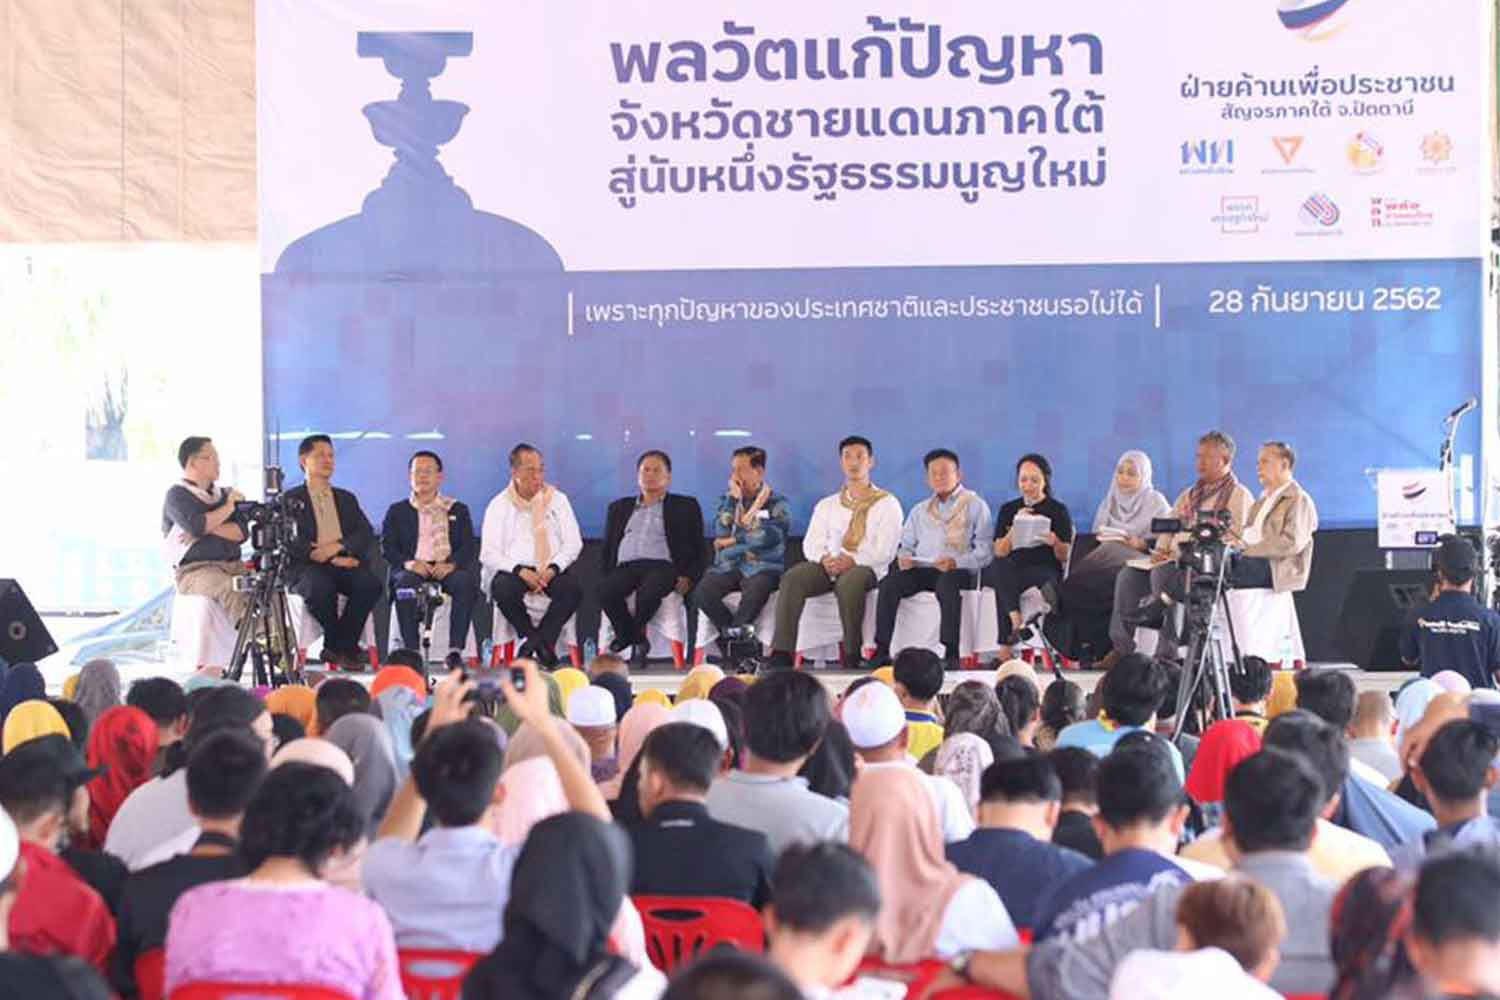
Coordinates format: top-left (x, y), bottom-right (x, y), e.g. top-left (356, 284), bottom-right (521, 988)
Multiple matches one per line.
top-left (1158, 509), bottom-right (1233, 578)
top-left (227, 465), bottom-right (304, 687)
top-left (231, 466), bottom-right (305, 584)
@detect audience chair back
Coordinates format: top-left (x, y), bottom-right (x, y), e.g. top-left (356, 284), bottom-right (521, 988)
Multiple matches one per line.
top-left (135, 948), bottom-right (166, 1000)
top-left (633, 895), bottom-right (765, 972)
top-left (396, 949), bottom-right (483, 1000)
top-left (168, 983), bottom-right (357, 1000)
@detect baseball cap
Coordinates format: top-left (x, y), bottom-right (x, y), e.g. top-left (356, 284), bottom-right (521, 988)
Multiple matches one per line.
top-left (841, 681), bottom-right (906, 750)
top-left (670, 699), bottom-right (729, 749)
top-left (1437, 535), bottom-right (1477, 580)
top-left (566, 687), bottom-right (618, 729)
top-left (0, 807), bottom-right (17, 883)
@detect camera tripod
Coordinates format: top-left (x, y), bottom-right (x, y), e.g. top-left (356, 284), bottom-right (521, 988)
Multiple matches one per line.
top-left (1170, 554), bottom-right (1244, 740)
top-left (226, 550), bottom-right (302, 688)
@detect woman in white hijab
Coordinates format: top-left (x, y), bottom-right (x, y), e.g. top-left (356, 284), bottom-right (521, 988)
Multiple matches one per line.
top-left (1058, 450), bottom-right (1171, 619)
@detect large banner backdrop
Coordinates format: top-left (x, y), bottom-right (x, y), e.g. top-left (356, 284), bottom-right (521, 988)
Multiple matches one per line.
top-left (258, 0), bottom-right (1489, 535)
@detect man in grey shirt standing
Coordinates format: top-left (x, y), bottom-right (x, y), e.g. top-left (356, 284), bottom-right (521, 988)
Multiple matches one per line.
top-left (705, 671), bottom-right (848, 855)
top-left (943, 748), bottom-right (1337, 999)
top-left (162, 436), bottom-right (251, 623)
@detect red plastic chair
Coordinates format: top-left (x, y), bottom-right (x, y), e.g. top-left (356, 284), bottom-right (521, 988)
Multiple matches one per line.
top-left (168, 984), bottom-right (357, 1000)
top-left (397, 949), bottom-right (482, 1000)
top-left (633, 895), bottom-right (765, 972)
top-left (135, 948), bottom-right (166, 1000)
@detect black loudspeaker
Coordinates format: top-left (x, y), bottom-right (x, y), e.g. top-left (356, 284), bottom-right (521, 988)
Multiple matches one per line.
top-left (1336, 569), bottom-right (1432, 670)
top-left (0, 579), bottom-right (58, 665)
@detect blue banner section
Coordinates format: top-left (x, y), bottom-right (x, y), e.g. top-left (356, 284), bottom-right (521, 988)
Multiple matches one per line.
top-left (262, 256), bottom-right (1480, 535)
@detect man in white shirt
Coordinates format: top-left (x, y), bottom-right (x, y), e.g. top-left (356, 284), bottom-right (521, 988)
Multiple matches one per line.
top-left (480, 444), bottom-right (584, 667)
top-left (840, 680), bottom-right (976, 843)
top-left (768, 436), bottom-right (902, 670)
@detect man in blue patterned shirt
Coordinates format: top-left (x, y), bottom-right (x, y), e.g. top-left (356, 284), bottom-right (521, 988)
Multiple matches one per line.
top-left (690, 446), bottom-right (792, 663)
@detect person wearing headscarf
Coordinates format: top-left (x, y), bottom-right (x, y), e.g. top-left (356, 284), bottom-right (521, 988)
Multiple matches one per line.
top-left (849, 766), bottom-right (1018, 962)
top-left (1059, 451), bottom-right (1171, 633)
top-left (0, 663), bottom-right (46, 723)
top-left (61, 673), bottom-right (81, 701)
top-left (920, 680), bottom-right (1011, 772)
top-left (83, 706), bottom-right (160, 849)
top-left (495, 672), bottom-right (564, 736)
top-left (632, 688), bottom-right (671, 710)
top-left (1430, 669), bottom-right (1472, 695)
top-left (370, 665), bottom-right (428, 702)
top-left (934, 734), bottom-right (995, 818)
top-left (73, 660), bottom-right (122, 728)
top-left (1393, 680), bottom-right (1445, 766)
top-left (375, 686), bottom-right (424, 781)
top-left (182, 667), bottom-right (229, 694)
top-left (503, 720), bottom-right (590, 775)
top-left (707, 675), bottom-right (748, 709)
top-left (324, 714), bottom-right (400, 834)
top-left (551, 667), bottom-right (590, 710)
top-left (271, 737), bottom-right (356, 785)
top-left (676, 664), bottom-right (724, 703)
top-left (1184, 720), bottom-right (1262, 827)
top-left (491, 757), bottom-right (569, 849)
top-left (265, 684), bottom-right (318, 734)
top-left (1328, 866), bottom-right (1423, 1000)
top-left (1266, 671), bottom-right (1300, 720)
top-left (2, 699), bottom-right (71, 754)
top-left (600, 702), bottom-right (670, 802)
top-left (461, 813), bottom-right (666, 1000)
top-left (592, 672), bottom-right (634, 723)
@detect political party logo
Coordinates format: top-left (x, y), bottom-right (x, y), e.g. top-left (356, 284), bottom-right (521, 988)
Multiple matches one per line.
top-left (1263, 135), bottom-right (1313, 175)
top-left (1213, 196), bottom-right (1268, 234)
top-left (1401, 480), bottom-right (1428, 501)
top-left (1180, 139), bottom-right (1235, 175)
top-left (1346, 131), bottom-right (1385, 173)
top-left (1277, 0), bottom-right (1356, 40)
top-left (1369, 196), bottom-right (1434, 229)
top-left (1299, 193), bottom-right (1340, 227)
top-left (1420, 130), bottom-right (1454, 164)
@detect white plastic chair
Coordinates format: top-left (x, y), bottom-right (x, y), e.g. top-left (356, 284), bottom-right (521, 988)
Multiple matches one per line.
top-left (285, 593), bottom-right (378, 670)
top-left (889, 588), bottom-right (1002, 667)
top-left (387, 600), bottom-right (479, 664)
top-left (693, 591), bottom-right (780, 666)
top-left (597, 591), bottom-right (690, 668)
top-left (488, 594), bottom-right (582, 667)
top-left (791, 591), bottom-right (879, 667)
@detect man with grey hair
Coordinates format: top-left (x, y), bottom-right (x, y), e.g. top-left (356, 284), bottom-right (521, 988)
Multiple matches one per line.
top-left (1102, 430), bottom-right (1255, 668)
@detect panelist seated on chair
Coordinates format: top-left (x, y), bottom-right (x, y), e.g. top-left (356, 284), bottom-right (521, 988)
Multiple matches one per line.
top-left (982, 453), bottom-right (1074, 659)
top-left (1128, 440), bottom-right (1317, 642)
top-left (866, 448), bottom-right (993, 670)
top-left (162, 435), bottom-right (252, 627)
top-left (693, 445), bottom-right (791, 663)
top-left (768, 435), bottom-right (902, 670)
top-left (381, 450), bottom-right (478, 659)
top-left (480, 443), bottom-right (584, 667)
top-left (1111, 429), bottom-right (1255, 667)
top-left (599, 449), bottom-right (706, 667)
top-left (282, 434), bottom-right (384, 669)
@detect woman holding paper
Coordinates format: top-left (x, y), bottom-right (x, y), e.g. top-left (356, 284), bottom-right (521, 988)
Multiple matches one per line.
top-left (981, 453), bottom-right (1074, 655)
top-left (1058, 450), bottom-right (1172, 619)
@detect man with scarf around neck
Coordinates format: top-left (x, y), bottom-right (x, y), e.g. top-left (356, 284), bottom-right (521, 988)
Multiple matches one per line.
top-left (767, 436), bottom-right (903, 670)
top-left (479, 444), bottom-right (584, 668)
top-left (690, 445), bottom-right (792, 663)
top-left (162, 436), bottom-right (253, 626)
top-left (1104, 430), bottom-right (1254, 669)
top-left (283, 434), bottom-right (384, 669)
top-left (865, 448), bottom-right (993, 670)
top-left (380, 450), bottom-right (478, 658)
top-left (599, 450), bottom-right (707, 668)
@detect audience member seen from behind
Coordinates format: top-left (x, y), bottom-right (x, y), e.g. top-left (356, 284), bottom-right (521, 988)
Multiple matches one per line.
top-left (1390, 718), bottom-right (1500, 869)
top-left (890, 648), bottom-right (946, 762)
top-left (849, 765), bottom-right (1019, 962)
top-left (1295, 669), bottom-right (1386, 785)
top-left (704, 671), bottom-right (848, 855)
top-left (163, 762), bottom-right (401, 999)
top-left (1056, 654), bottom-right (1184, 779)
top-left (1030, 746), bottom-right (1191, 946)
top-left (946, 755), bottom-right (1094, 931)
top-left (658, 952), bottom-right (802, 1000)
top-left (1037, 679), bottom-right (1086, 752)
top-left (1407, 851), bottom-right (1500, 1000)
top-left (1327, 866), bottom-right (1424, 1000)
top-left (0, 806), bottom-right (112, 1000)
top-left (1049, 746), bottom-right (1104, 861)
top-left (1229, 656), bottom-right (1273, 733)
top-left (764, 843), bottom-right (881, 998)
top-left (125, 678), bottom-right (189, 776)
top-left (1348, 689), bottom-right (1402, 783)
top-left (111, 729), bottom-right (265, 997)
top-left (461, 812), bottom-right (666, 1000)
top-left (630, 722), bottom-right (775, 906)
top-left (797, 720), bottom-right (856, 804)
top-left (1402, 534), bottom-right (1500, 690)
top-left (0, 736), bottom-right (115, 973)
top-left (315, 677), bottom-right (372, 735)
top-left (1108, 877), bottom-right (1285, 1000)
top-left (996, 673), bottom-right (1042, 749)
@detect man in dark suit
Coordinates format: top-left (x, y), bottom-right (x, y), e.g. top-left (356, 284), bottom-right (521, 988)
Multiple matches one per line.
top-left (600, 449), bottom-right (706, 667)
top-left (380, 450), bottom-right (478, 658)
top-left (283, 434), bottom-right (383, 668)
top-left (630, 722), bottom-right (774, 907)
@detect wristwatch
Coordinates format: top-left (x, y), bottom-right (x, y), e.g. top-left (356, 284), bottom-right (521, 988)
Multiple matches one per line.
top-left (949, 951), bottom-right (974, 982)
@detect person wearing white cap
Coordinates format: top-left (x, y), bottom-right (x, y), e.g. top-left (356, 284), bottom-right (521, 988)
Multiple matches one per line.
top-left (841, 682), bottom-right (975, 844)
top-left (566, 686), bottom-right (621, 784)
top-left (670, 699), bottom-right (731, 756)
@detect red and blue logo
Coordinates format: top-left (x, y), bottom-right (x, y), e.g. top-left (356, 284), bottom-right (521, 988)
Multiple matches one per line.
top-left (1299, 193), bottom-right (1340, 227)
top-left (1277, 0), bottom-right (1356, 39)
